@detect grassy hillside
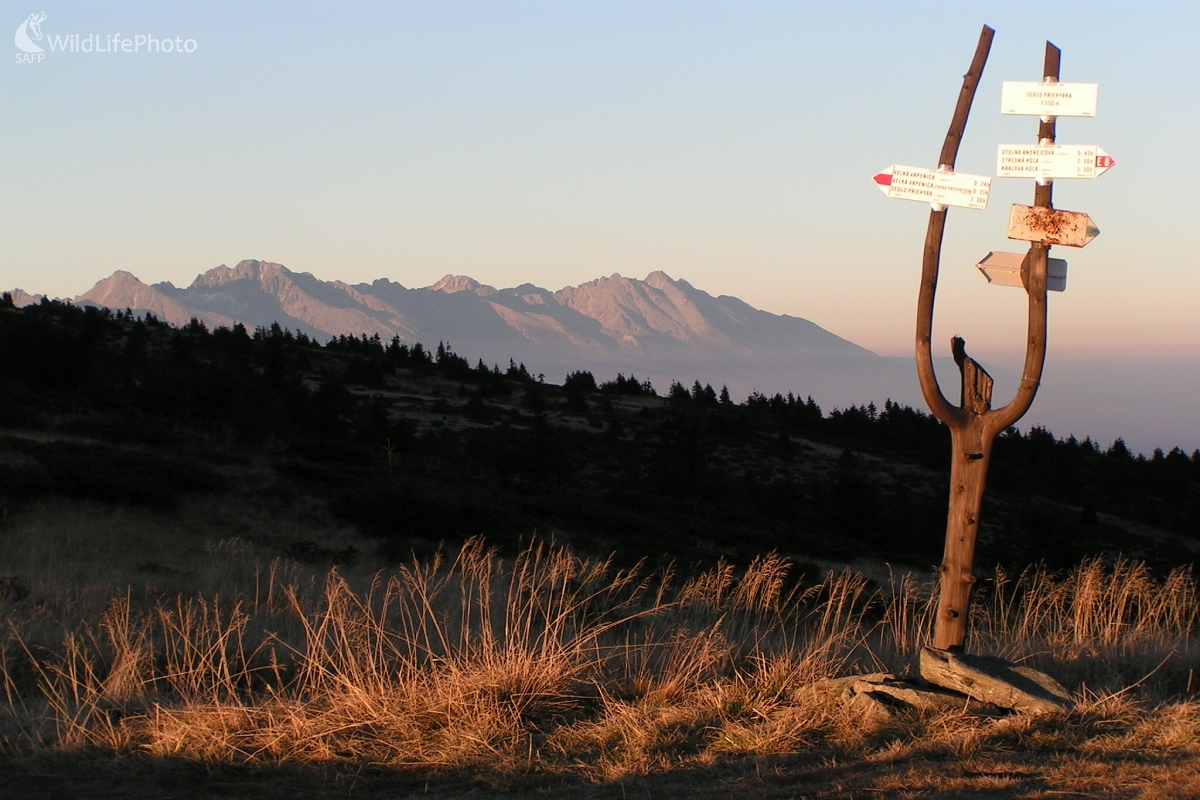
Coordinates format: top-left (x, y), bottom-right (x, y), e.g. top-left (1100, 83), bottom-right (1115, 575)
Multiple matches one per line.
top-left (1, 534), bottom-right (1198, 798)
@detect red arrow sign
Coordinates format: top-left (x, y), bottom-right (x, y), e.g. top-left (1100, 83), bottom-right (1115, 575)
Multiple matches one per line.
top-left (872, 166), bottom-right (990, 209)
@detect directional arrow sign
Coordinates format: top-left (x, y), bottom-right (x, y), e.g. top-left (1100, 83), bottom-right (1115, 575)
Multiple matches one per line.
top-left (976, 251), bottom-right (1067, 292)
top-left (997, 145), bottom-right (1116, 179)
top-left (1008, 205), bottom-right (1100, 248)
top-left (1001, 81), bottom-right (1098, 117)
top-left (873, 166), bottom-right (991, 210)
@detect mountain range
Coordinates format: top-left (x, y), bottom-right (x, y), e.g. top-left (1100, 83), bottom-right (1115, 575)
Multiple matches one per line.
top-left (14, 261), bottom-right (923, 408)
top-left (11, 261), bottom-right (1200, 454)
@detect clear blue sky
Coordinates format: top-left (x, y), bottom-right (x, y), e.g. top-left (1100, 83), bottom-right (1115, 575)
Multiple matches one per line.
top-left (3, 1), bottom-right (1198, 449)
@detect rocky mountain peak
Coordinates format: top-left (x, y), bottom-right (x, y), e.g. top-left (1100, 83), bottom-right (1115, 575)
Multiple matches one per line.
top-left (55, 260), bottom-right (876, 409)
top-left (429, 275), bottom-right (497, 297)
top-left (188, 260), bottom-right (293, 290)
top-left (642, 270), bottom-right (678, 291)
top-left (7, 288), bottom-right (45, 307)
top-left (83, 270), bottom-right (153, 304)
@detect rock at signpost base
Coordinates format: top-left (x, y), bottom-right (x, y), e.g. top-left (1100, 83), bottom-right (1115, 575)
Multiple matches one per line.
top-left (794, 672), bottom-right (982, 719)
top-left (794, 652), bottom-right (1072, 719)
top-left (791, 672), bottom-right (894, 706)
top-left (919, 647), bottom-right (1073, 715)
top-left (847, 687), bottom-right (900, 721)
top-left (852, 678), bottom-right (975, 714)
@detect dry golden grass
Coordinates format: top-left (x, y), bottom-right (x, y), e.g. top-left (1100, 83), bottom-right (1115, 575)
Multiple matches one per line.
top-left (3, 524), bottom-right (1200, 798)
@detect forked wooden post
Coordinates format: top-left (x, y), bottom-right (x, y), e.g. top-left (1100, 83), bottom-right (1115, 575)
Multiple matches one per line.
top-left (915, 31), bottom-right (1061, 651)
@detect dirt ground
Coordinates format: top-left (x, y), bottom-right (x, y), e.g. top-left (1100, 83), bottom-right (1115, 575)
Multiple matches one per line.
top-left (5, 727), bottom-right (1199, 800)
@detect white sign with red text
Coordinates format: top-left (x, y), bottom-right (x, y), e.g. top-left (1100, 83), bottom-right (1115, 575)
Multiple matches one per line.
top-left (997, 144), bottom-right (1115, 179)
top-left (872, 166), bottom-right (991, 210)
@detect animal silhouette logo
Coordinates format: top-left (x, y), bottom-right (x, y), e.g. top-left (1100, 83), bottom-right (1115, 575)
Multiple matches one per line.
top-left (15, 11), bottom-right (46, 53)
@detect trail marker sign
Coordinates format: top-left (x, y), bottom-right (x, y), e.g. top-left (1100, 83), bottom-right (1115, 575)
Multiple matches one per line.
top-left (997, 144), bottom-right (1115, 179)
top-left (1007, 205), bottom-right (1099, 248)
top-left (976, 251), bottom-right (1068, 292)
top-left (872, 166), bottom-right (991, 210)
top-left (891, 30), bottom-right (1113, 655)
top-left (1001, 81), bottom-right (1098, 117)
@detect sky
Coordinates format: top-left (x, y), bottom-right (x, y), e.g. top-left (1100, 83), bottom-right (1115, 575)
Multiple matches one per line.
top-left (2, 1), bottom-right (1198, 452)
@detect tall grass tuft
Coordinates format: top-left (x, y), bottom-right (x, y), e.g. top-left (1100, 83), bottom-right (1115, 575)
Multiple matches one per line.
top-left (2, 540), bottom-right (1197, 776)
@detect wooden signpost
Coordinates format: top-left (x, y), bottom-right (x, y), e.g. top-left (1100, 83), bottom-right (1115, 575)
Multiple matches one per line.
top-left (874, 26), bottom-right (1109, 652)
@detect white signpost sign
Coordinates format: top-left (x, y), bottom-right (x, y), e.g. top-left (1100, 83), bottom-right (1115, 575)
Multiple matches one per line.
top-left (1001, 81), bottom-right (1098, 117)
top-left (976, 251), bottom-right (1068, 292)
top-left (872, 166), bottom-right (991, 210)
top-left (996, 144), bottom-right (1115, 179)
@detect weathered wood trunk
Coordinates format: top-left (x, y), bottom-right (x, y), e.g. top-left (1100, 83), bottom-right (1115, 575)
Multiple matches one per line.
top-left (913, 32), bottom-right (1058, 653)
top-left (933, 422), bottom-right (992, 650)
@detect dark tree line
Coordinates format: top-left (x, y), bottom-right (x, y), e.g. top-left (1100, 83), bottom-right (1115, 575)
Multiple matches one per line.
top-left (2, 295), bottom-right (1198, 569)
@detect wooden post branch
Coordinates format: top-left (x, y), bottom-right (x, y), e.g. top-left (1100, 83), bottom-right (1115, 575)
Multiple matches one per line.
top-left (914, 26), bottom-right (994, 429)
top-left (952, 336), bottom-right (994, 415)
top-left (916, 33), bottom-right (1061, 652)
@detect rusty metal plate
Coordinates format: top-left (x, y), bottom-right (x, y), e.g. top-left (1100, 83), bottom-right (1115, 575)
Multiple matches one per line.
top-left (1007, 205), bottom-right (1099, 248)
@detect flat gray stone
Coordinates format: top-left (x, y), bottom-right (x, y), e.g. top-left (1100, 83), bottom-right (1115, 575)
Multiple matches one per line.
top-left (919, 647), bottom-right (1073, 715)
top-left (846, 687), bottom-right (898, 720)
top-left (854, 679), bottom-right (975, 713)
top-left (795, 672), bottom-right (983, 718)
top-left (792, 672), bottom-right (894, 705)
